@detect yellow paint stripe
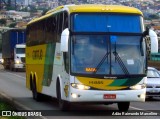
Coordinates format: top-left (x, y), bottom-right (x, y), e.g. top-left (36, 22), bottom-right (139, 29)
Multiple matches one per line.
top-left (76, 77), bottom-right (128, 90)
top-left (77, 77), bottom-right (112, 89)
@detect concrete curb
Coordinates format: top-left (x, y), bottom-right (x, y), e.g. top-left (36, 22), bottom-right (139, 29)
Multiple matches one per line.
top-left (0, 91), bottom-right (47, 119)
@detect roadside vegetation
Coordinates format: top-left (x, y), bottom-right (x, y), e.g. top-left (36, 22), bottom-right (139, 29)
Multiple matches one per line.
top-left (0, 100), bottom-right (25, 119)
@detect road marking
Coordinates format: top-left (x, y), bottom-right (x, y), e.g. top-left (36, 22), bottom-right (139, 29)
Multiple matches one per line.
top-left (130, 106), bottom-right (144, 110)
top-left (2, 70), bottom-right (160, 117)
top-left (130, 106), bottom-right (160, 115)
top-left (7, 72), bottom-right (25, 79)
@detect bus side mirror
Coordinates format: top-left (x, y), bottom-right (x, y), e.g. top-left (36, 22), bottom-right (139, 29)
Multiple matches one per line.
top-left (60, 28), bottom-right (69, 52)
top-left (149, 29), bottom-right (158, 53)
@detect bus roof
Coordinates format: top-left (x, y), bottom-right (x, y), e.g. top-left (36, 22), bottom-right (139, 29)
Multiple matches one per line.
top-left (28, 4), bottom-right (143, 25)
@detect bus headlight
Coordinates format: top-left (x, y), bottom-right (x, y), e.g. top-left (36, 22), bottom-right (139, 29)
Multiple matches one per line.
top-left (71, 83), bottom-right (90, 90)
top-left (130, 84), bottom-right (146, 90)
top-left (15, 59), bottom-right (21, 64)
top-left (1, 59), bottom-right (4, 64)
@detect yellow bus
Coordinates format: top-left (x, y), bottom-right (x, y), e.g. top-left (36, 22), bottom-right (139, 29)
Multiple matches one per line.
top-left (26, 4), bottom-right (147, 111)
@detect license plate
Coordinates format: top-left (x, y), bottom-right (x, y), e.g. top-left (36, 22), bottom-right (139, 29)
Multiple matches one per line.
top-left (103, 94), bottom-right (116, 99)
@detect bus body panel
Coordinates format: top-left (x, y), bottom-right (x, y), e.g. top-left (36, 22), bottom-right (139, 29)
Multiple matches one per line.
top-left (26, 5), bottom-right (147, 109)
top-left (69, 87), bottom-right (145, 102)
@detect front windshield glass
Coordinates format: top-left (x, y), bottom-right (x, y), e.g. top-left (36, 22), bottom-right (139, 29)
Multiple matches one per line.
top-left (70, 13), bottom-right (145, 76)
top-left (16, 48), bottom-right (25, 54)
top-left (72, 13), bottom-right (142, 33)
top-left (71, 35), bottom-right (109, 74)
top-left (110, 36), bottom-right (145, 75)
top-left (147, 69), bottom-right (160, 78)
top-left (71, 35), bottom-right (146, 76)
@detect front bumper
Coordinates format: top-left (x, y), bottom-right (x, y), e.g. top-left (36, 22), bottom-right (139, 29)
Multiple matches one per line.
top-left (146, 88), bottom-right (160, 97)
top-left (14, 63), bottom-right (25, 69)
top-left (68, 87), bottom-right (146, 102)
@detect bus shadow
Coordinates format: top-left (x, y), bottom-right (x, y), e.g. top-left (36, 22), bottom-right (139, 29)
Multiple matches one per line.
top-left (145, 97), bottom-right (160, 101)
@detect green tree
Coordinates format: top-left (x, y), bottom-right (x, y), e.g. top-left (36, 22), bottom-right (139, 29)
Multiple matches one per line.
top-left (148, 14), bottom-right (159, 19)
top-left (0, 19), bottom-right (7, 26)
top-left (9, 23), bottom-right (17, 28)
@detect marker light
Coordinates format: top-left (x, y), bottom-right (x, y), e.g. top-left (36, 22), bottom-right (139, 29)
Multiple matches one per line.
top-left (71, 83), bottom-right (90, 90)
top-left (16, 60), bottom-right (20, 64)
top-left (1, 59), bottom-right (4, 64)
top-left (15, 59), bottom-right (21, 64)
top-left (71, 93), bottom-right (78, 98)
top-left (130, 84), bottom-right (146, 90)
top-left (139, 93), bottom-right (146, 99)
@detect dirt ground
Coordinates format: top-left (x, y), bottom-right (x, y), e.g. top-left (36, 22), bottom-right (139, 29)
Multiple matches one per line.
top-left (148, 61), bottom-right (160, 70)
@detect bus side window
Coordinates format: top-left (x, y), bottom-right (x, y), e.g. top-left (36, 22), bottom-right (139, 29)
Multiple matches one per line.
top-left (63, 52), bottom-right (69, 73)
top-left (44, 16), bottom-right (57, 43)
top-left (63, 12), bottom-right (68, 29)
top-left (26, 26), bottom-right (30, 46)
top-left (52, 16), bottom-right (56, 43)
top-left (56, 13), bottom-right (63, 42)
top-left (39, 20), bottom-right (45, 44)
top-left (55, 14), bottom-right (59, 42)
top-left (59, 13), bottom-right (63, 35)
top-left (46, 17), bottom-right (52, 43)
top-left (31, 24), bottom-right (38, 46)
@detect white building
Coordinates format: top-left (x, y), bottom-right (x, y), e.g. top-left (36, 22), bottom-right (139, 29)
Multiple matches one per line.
top-left (6, 11), bottom-right (30, 18)
top-left (12, 15), bottom-right (23, 20)
top-left (24, 0), bottom-right (32, 6)
top-left (0, 14), bottom-right (7, 19)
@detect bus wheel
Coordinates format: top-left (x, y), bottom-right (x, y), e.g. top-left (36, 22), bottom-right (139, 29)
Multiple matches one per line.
top-left (14, 68), bottom-right (18, 72)
top-left (148, 96), bottom-right (153, 100)
top-left (117, 102), bottom-right (130, 111)
top-left (32, 79), bottom-right (41, 101)
top-left (57, 81), bottom-right (70, 111)
top-left (4, 65), bottom-right (7, 69)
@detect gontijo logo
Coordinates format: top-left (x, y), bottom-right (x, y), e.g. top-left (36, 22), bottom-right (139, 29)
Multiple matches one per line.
top-left (32, 49), bottom-right (43, 60)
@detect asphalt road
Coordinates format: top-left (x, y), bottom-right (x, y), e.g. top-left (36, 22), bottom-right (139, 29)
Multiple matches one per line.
top-left (0, 64), bottom-right (160, 119)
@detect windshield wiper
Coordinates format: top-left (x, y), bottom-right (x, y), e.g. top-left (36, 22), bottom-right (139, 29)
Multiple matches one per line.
top-left (112, 51), bottom-right (129, 75)
top-left (93, 52), bottom-right (110, 74)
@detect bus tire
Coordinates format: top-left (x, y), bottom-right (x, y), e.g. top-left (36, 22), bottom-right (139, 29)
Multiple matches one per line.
top-left (147, 96), bottom-right (153, 100)
top-left (56, 80), bottom-right (70, 111)
top-left (31, 79), bottom-right (41, 101)
top-left (4, 65), bottom-right (7, 69)
top-left (117, 102), bottom-right (130, 111)
top-left (14, 68), bottom-right (17, 72)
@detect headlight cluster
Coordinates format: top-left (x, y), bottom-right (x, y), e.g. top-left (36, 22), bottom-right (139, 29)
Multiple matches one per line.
top-left (130, 84), bottom-right (146, 90)
top-left (15, 59), bottom-right (21, 64)
top-left (1, 59), bottom-right (4, 63)
top-left (71, 83), bottom-right (90, 90)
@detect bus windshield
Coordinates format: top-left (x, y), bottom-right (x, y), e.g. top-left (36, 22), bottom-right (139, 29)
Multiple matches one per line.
top-left (71, 13), bottom-right (142, 33)
top-left (70, 13), bottom-right (145, 76)
top-left (16, 48), bottom-right (25, 54)
top-left (71, 35), bottom-right (146, 76)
